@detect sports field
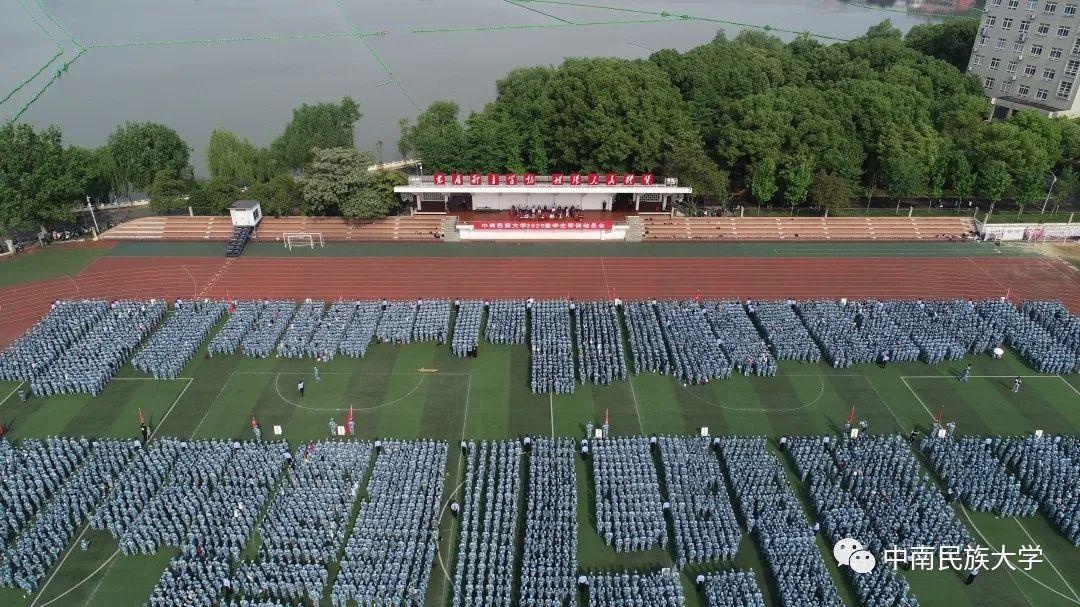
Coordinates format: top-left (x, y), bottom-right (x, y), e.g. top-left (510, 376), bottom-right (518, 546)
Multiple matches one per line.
top-left (1, 243), bottom-right (1079, 607)
top-left (0, 314), bottom-right (1077, 607)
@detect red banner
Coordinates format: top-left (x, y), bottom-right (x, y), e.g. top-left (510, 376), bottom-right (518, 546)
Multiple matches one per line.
top-left (473, 221), bottom-right (613, 230)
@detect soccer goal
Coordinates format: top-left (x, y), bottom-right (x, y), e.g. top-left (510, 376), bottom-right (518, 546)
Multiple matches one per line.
top-left (283, 232), bottom-right (324, 250)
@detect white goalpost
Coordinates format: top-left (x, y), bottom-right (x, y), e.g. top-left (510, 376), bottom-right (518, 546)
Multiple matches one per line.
top-left (283, 232), bottom-right (324, 250)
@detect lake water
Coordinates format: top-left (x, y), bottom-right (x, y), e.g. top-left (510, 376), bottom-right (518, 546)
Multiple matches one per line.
top-left (1, 1), bottom-right (942, 173)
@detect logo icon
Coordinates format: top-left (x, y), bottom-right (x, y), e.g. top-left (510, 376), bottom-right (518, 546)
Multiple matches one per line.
top-left (834, 538), bottom-right (877, 574)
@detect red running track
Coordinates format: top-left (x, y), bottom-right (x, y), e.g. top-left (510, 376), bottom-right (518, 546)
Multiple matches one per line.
top-left (1, 254), bottom-right (1079, 348)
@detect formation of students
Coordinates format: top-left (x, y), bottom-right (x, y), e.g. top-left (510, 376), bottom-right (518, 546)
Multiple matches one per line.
top-left (530, 300), bottom-right (576, 394)
top-left (1, 429), bottom-right (1078, 604)
top-left (3, 297), bottom-right (1078, 401)
top-left (134, 300), bottom-right (226, 379)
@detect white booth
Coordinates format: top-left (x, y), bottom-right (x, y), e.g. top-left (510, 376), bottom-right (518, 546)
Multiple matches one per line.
top-left (229, 200), bottom-right (263, 228)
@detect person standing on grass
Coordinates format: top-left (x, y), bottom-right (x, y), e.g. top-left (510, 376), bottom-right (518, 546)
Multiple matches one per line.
top-left (297, 379), bottom-right (305, 397)
top-left (960, 364), bottom-right (972, 382)
top-left (329, 417), bottom-right (337, 437)
top-left (313, 366), bottom-right (321, 383)
top-left (1013, 376), bottom-right (1022, 393)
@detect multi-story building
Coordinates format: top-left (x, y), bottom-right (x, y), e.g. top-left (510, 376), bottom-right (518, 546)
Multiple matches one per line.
top-left (968, 0), bottom-right (1080, 117)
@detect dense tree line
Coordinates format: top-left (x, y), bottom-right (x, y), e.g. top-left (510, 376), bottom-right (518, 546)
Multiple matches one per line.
top-left (7, 18), bottom-right (1080, 240)
top-left (400, 19), bottom-right (1080, 212)
top-left (0, 96), bottom-right (402, 240)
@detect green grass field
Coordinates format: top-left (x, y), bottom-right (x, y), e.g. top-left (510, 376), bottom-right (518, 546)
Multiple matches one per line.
top-left (0, 310), bottom-right (1077, 607)
top-left (0, 245), bottom-right (109, 288)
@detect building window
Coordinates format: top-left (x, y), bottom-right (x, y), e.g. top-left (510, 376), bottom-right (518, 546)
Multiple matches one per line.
top-left (1045, 1), bottom-right (1058, 12)
top-left (1028, 0), bottom-right (1038, 8)
top-left (1066, 59), bottom-right (1080, 74)
top-left (1014, 40), bottom-right (1025, 52)
top-left (1051, 47), bottom-right (1064, 59)
top-left (1038, 23), bottom-right (1051, 35)
top-left (1012, 0), bottom-right (1022, 7)
top-left (987, 15), bottom-right (998, 26)
top-left (986, 77), bottom-right (996, 88)
top-left (1066, 3), bottom-right (1078, 15)
top-left (991, 58), bottom-right (1002, 69)
top-left (1026, 63), bottom-right (1039, 75)
top-left (1008, 60), bottom-right (1019, 72)
top-left (1019, 84), bottom-right (1031, 97)
top-left (991, 0), bottom-right (1002, 5)
top-left (1037, 88), bottom-right (1049, 99)
top-left (1020, 20), bottom-right (1031, 33)
top-left (1001, 81), bottom-right (1014, 93)
top-left (1058, 80), bottom-right (1074, 96)
top-left (1032, 43), bottom-right (1044, 54)
top-left (980, 34), bottom-right (989, 46)
top-left (1044, 67), bottom-right (1057, 79)
top-left (974, 54), bottom-right (985, 66)
top-left (1058, 26), bottom-right (1071, 37)
top-left (1003, 17), bottom-right (1015, 29)
top-left (997, 37), bottom-right (1008, 49)
top-left (1073, 39), bottom-right (1080, 53)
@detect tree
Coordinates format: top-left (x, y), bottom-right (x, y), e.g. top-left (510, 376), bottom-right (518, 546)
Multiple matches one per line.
top-left (187, 178), bottom-right (240, 215)
top-left (340, 171), bottom-right (407, 220)
top-left (1051, 166), bottom-right (1079, 207)
top-left (271, 97), bottom-right (362, 170)
top-left (65, 145), bottom-right (113, 205)
top-left (809, 170), bottom-right (850, 214)
top-left (103, 122), bottom-right (191, 196)
top-left (661, 138), bottom-right (729, 202)
top-left (865, 20), bottom-right (903, 40)
top-left (885, 150), bottom-right (927, 203)
top-left (1013, 171), bottom-right (1046, 207)
top-left (0, 123), bottom-right (83, 237)
top-left (249, 174), bottom-right (301, 217)
top-left (950, 151), bottom-right (975, 204)
top-left (148, 169), bottom-right (190, 214)
top-left (503, 58), bottom-right (701, 172)
top-left (980, 161), bottom-right (1012, 207)
top-left (783, 154), bottom-right (813, 208)
top-left (207, 129), bottom-right (258, 186)
top-left (299, 148), bottom-right (371, 216)
top-left (461, 109), bottom-right (526, 173)
top-left (299, 148), bottom-right (407, 219)
top-left (904, 19), bottom-right (980, 71)
top-left (748, 155), bottom-right (779, 205)
top-left (398, 102), bottom-right (467, 172)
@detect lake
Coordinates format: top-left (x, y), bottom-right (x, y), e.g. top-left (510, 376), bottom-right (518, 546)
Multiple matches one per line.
top-left (1, 0), bottom-right (944, 173)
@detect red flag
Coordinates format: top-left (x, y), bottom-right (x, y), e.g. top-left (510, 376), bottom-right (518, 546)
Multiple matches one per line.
top-left (138, 408), bottom-right (145, 426)
top-left (694, 290), bottom-right (702, 304)
top-left (934, 406), bottom-right (944, 425)
top-left (846, 406), bottom-right (857, 424)
top-left (228, 301), bottom-right (235, 314)
top-left (605, 408), bottom-right (609, 427)
top-left (250, 416), bottom-right (258, 430)
top-left (347, 405), bottom-right (354, 433)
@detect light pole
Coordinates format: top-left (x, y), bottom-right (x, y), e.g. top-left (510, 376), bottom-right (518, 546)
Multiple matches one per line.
top-left (86, 196), bottom-right (99, 233)
top-left (1042, 171), bottom-right (1058, 214)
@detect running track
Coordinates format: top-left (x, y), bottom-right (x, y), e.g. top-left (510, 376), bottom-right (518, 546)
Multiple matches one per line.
top-left (2, 254), bottom-right (1079, 347)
